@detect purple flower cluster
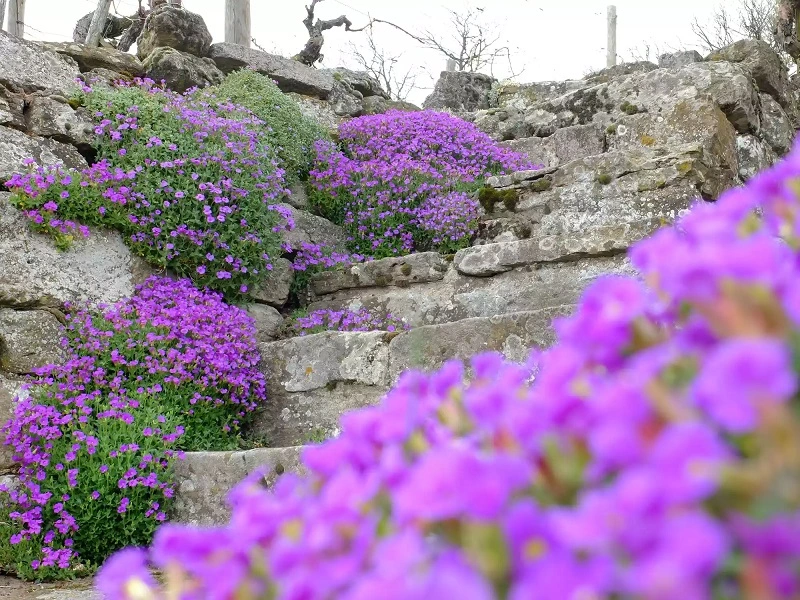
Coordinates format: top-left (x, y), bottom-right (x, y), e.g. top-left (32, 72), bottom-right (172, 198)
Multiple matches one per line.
top-left (0, 277), bottom-right (266, 578)
top-left (98, 139), bottom-right (800, 598)
top-left (6, 79), bottom-right (290, 300)
top-left (288, 308), bottom-right (409, 336)
top-left (310, 110), bottom-right (531, 258)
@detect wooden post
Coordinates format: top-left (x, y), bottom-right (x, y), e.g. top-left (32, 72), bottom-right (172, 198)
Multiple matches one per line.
top-left (0, 0), bottom-right (7, 31)
top-left (7, 0), bottom-right (25, 37)
top-left (85, 0), bottom-right (114, 47)
top-left (607, 5), bottom-right (617, 67)
top-left (445, 59), bottom-right (457, 72)
top-left (225, 0), bottom-right (251, 47)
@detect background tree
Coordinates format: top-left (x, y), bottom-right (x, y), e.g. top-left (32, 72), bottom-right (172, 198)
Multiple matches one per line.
top-left (294, 0), bottom-right (370, 67)
top-left (348, 27), bottom-right (418, 101)
top-left (691, 0), bottom-right (785, 57)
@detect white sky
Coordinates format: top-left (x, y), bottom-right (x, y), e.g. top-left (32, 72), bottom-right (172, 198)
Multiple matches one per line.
top-left (21, 0), bottom-right (726, 104)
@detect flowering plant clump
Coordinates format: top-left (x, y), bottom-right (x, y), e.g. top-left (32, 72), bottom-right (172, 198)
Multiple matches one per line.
top-left (98, 143), bottom-right (800, 599)
top-left (0, 277), bottom-right (266, 580)
top-left (286, 307), bottom-right (409, 337)
top-left (310, 110), bottom-right (531, 258)
top-left (6, 78), bottom-right (292, 300)
top-left (289, 241), bottom-right (370, 300)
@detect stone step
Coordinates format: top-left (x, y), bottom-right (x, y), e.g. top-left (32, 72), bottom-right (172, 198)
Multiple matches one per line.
top-left (307, 223), bottom-right (658, 329)
top-left (250, 308), bottom-right (568, 447)
top-left (171, 446), bottom-right (304, 526)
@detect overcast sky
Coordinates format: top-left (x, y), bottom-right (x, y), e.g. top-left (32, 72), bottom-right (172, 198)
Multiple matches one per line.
top-left (21, 0), bottom-right (727, 104)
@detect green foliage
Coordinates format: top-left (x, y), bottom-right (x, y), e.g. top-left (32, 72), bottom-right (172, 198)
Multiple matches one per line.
top-left (478, 186), bottom-right (520, 213)
top-left (620, 100), bottom-right (640, 115)
top-left (597, 172), bottom-right (613, 185)
top-left (210, 70), bottom-right (328, 182)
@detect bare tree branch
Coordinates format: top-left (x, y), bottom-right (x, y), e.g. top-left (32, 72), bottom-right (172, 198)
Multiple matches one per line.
top-left (294, 0), bottom-right (371, 67)
top-left (348, 26), bottom-right (418, 101)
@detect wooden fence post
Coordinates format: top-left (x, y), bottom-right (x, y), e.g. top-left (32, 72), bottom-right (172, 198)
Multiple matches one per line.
top-left (607, 5), bottom-right (617, 67)
top-left (7, 0), bottom-right (25, 37)
top-left (85, 0), bottom-right (114, 47)
top-left (0, 0), bottom-right (7, 31)
top-left (225, 0), bottom-right (251, 47)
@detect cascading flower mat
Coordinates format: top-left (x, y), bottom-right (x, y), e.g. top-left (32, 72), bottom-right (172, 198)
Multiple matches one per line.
top-left (97, 144), bottom-right (800, 597)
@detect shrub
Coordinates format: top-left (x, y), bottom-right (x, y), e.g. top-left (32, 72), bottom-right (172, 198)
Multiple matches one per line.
top-left (207, 70), bottom-right (328, 182)
top-left (285, 308), bottom-right (409, 337)
top-left (310, 110), bottom-right (531, 258)
top-left (6, 79), bottom-right (291, 301)
top-left (99, 143), bottom-right (800, 598)
top-left (0, 277), bottom-right (265, 579)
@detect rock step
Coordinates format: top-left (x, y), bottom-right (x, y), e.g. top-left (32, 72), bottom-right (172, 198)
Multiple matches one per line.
top-left (306, 222), bottom-right (660, 330)
top-left (171, 446), bottom-right (304, 526)
top-left (249, 307), bottom-right (568, 447)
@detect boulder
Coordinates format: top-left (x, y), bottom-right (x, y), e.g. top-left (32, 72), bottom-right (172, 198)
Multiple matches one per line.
top-left (501, 123), bottom-right (606, 167)
top-left (708, 39), bottom-right (789, 106)
top-left (495, 80), bottom-right (587, 111)
top-left (73, 10), bottom-right (134, 44)
top-left (245, 304), bottom-right (285, 344)
top-left (759, 93), bottom-right (794, 156)
top-left (423, 71), bottom-right (496, 112)
top-left (250, 258), bottom-right (293, 308)
top-left (279, 204), bottom-right (349, 253)
top-left (584, 61), bottom-right (658, 84)
top-left (0, 309), bottom-right (65, 375)
top-left (143, 47), bottom-right (224, 93)
top-left (287, 93), bottom-right (339, 130)
top-left (0, 30), bottom-right (80, 97)
top-left (40, 42), bottom-right (144, 76)
top-left (24, 96), bottom-right (96, 151)
top-left (171, 447), bottom-right (304, 525)
top-left (324, 68), bottom-right (388, 99)
top-left (0, 193), bottom-right (152, 307)
top-left (136, 6), bottom-right (212, 60)
top-left (0, 84), bottom-right (25, 131)
top-left (472, 107), bottom-right (533, 140)
top-left (361, 96), bottom-right (420, 115)
top-left (209, 44), bottom-right (334, 99)
top-left (736, 135), bottom-right (776, 181)
top-left (658, 50), bottom-right (703, 69)
top-left (0, 125), bottom-right (87, 184)
top-left (80, 68), bottom-right (133, 90)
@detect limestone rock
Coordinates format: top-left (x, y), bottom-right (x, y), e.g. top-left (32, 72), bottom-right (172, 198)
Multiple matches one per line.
top-left (502, 123), bottom-right (606, 167)
top-left (0, 126), bottom-right (87, 184)
top-left (387, 308), bottom-right (567, 379)
top-left (362, 96), bottom-right (420, 115)
top-left (495, 80), bottom-right (586, 111)
top-left (759, 93), bottom-right (794, 156)
top-left (0, 193), bottom-right (150, 306)
top-left (25, 96), bottom-right (96, 151)
top-left (40, 42), bottom-right (144, 76)
top-left (0, 84), bottom-right (25, 130)
top-left (736, 135), bottom-right (777, 181)
top-left (328, 79), bottom-right (364, 117)
top-left (250, 258), bottom-right (293, 308)
top-left (287, 93), bottom-right (339, 130)
top-left (0, 30), bottom-right (80, 97)
top-left (245, 304), bottom-right (285, 344)
top-left (285, 182), bottom-right (309, 210)
top-left (171, 447), bottom-right (304, 525)
top-left (324, 68), bottom-right (388, 99)
top-left (278, 204), bottom-right (348, 253)
top-left (454, 222), bottom-right (658, 277)
top-left (79, 68), bottom-right (132, 91)
top-left (137, 6), bottom-right (212, 60)
top-left (584, 61), bottom-right (658, 83)
top-left (423, 71), bottom-right (496, 113)
top-left (311, 252), bottom-right (449, 296)
top-left (143, 47), bottom-right (224, 93)
top-left (658, 50), bottom-right (703, 69)
top-left (708, 39), bottom-right (789, 106)
top-left (209, 44), bottom-right (334, 99)
top-left (0, 309), bottom-right (65, 375)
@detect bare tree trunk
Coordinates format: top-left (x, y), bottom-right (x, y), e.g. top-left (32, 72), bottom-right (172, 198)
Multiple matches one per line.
top-left (777, 0), bottom-right (800, 61)
top-left (294, 0), bottom-right (368, 66)
top-left (8, 0), bottom-right (25, 37)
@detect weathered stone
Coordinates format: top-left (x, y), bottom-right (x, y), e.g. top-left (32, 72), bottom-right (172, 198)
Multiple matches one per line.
top-left (502, 123), bottom-right (606, 167)
top-left (0, 31), bottom-right (79, 97)
top-left (245, 304), bottom-right (285, 344)
top-left (285, 182), bottom-right (309, 210)
top-left (287, 93), bottom-right (339, 130)
top-left (361, 96), bottom-right (420, 115)
top-left (209, 44), bottom-right (334, 99)
top-left (137, 6), bottom-right (213, 60)
top-left (0, 194), bottom-right (150, 306)
top-left (0, 126), bottom-right (87, 184)
top-left (495, 80), bottom-right (586, 111)
top-left (328, 79), bottom-right (364, 117)
top-left (585, 61), bottom-right (658, 83)
top-left (311, 252), bottom-right (449, 296)
top-left (143, 47), bottom-right (224, 93)
top-left (475, 216), bottom-right (533, 244)
top-left (0, 84), bottom-right (25, 130)
top-left (759, 93), bottom-right (794, 156)
top-left (40, 42), bottom-right (144, 76)
top-left (309, 255), bottom-right (631, 329)
top-left (454, 222), bottom-right (659, 277)
top-left (0, 309), bottom-right (65, 375)
top-left (324, 68), bottom-right (388, 99)
top-left (472, 107), bottom-right (532, 140)
top-left (253, 332), bottom-right (391, 445)
top-left (736, 135), bottom-right (777, 181)
top-left (278, 204), bottom-right (348, 253)
top-left (25, 96), bottom-right (96, 151)
top-left (0, 372), bottom-right (26, 473)
top-left (658, 50), bottom-right (703, 69)
top-left (79, 68), bottom-right (132, 90)
top-left (250, 258), bottom-right (293, 308)
top-left (423, 71), bottom-right (496, 112)
top-left (73, 10), bottom-right (133, 44)
top-left (708, 39), bottom-right (789, 106)
top-left (387, 308), bottom-right (568, 380)
top-left (171, 447), bottom-right (304, 525)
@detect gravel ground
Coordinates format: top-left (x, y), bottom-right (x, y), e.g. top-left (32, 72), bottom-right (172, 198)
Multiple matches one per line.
top-left (0, 576), bottom-right (99, 600)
